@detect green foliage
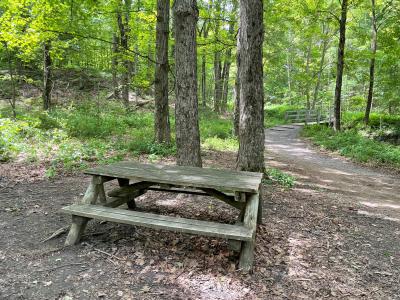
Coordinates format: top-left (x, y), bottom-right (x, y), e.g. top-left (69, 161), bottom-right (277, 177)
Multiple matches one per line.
top-left (0, 99), bottom-right (237, 174)
top-left (264, 104), bottom-right (299, 128)
top-left (263, 168), bottom-right (295, 188)
top-left (302, 125), bottom-right (400, 168)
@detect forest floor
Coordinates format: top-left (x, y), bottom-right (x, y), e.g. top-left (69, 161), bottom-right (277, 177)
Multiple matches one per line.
top-left (0, 126), bottom-right (399, 299)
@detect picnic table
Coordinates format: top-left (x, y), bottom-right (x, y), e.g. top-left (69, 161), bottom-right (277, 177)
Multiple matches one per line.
top-left (61, 161), bottom-right (263, 271)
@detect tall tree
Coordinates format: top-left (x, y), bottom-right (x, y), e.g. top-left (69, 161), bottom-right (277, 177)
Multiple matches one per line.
top-left (111, 33), bottom-right (120, 99)
top-left (364, 0), bottom-right (377, 124)
top-left (333, 0), bottom-right (348, 131)
top-left (154, 0), bottom-right (171, 144)
top-left (213, 0), bottom-right (223, 113)
top-left (117, 0), bottom-right (132, 109)
top-left (174, 0), bottom-right (202, 167)
top-left (236, 0), bottom-right (265, 173)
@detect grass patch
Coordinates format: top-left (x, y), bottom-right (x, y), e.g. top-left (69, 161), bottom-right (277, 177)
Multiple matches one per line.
top-left (263, 168), bottom-right (295, 188)
top-left (0, 99), bottom-right (237, 175)
top-left (302, 125), bottom-right (400, 168)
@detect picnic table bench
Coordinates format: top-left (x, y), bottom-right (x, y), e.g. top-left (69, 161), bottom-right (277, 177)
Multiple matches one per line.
top-left (61, 161), bottom-right (263, 271)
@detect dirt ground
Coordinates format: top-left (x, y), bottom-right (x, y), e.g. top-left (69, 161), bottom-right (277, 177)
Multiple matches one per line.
top-left (1, 129), bottom-right (399, 299)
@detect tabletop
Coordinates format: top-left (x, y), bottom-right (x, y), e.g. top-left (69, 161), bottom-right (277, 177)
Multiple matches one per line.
top-left (84, 161), bottom-right (263, 193)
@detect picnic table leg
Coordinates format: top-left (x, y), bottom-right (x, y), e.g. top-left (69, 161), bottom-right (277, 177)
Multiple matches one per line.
top-left (65, 176), bottom-right (102, 245)
top-left (117, 178), bottom-right (136, 210)
top-left (257, 193), bottom-right (263, 224)
top-left (238, 193), bottom-right (259, 272)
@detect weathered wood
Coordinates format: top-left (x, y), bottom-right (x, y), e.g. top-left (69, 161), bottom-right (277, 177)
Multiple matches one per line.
top-left (65, 176), bottom-right (102, 246)
top-left (65, 215), bottom-right (89, 246)
top-left (239, 193), bottom-right (259, 272)
top-left (98, 184), bottom-right (107, 204)
top-left (200, 188), bottom-right (244, 210)
top-left (93, 176), bottom-right (115, 184)
top-left (62, 204), bottom-right (253, 241)
top-left (257, 192), bottom-right (263, 224)
top-left (103, 189), bottom-right (147, 208)
top-left (116, 178), bottom-right (138, 210)
top-left (108, 181), bottom-right (155, 197)
top-left (85, 161), bottom-right (263, 193)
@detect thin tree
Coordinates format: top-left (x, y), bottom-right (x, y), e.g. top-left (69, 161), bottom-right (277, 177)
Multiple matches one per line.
top-left (236, 0), bottom-right (265, 173)
top-left (364, 0), bottom-right (394, 124)
top-left (154, 0), bottom-right (171, 144)
top-left (43, 41), bottom-right (52, 110)
top-left (117, 0), bottom-right (132, 109)
top-left (173, 0), bottom-right (202, 167)
top-left (333, 0), bottom-right (348, 131)
top-left (111, 33), bottom-right (120, 99)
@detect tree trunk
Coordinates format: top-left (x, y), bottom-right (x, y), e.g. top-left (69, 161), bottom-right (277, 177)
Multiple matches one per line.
top-left (221, 5), bottom-right (236, 114)
top-left (233, 62), bottom-right (240, 136)
top-left (201, 22), bottom-right (209, 108)
top-left (214, 53), bottom-right (223, 113)
top-left (213, 1), bottom-right (223, 113)
top-left (173, 0), bottom-right (202, 167)
top-left (333, 0), bottom-right (348, 131)
top-left (236, 0), bottom-right (265, 173)
top-left (5, 43), bottom-right (17, 119)
top-left (312, 23), bottom-right (329, 109)
top-left (364, 0), bottom-right (377, 125)
top-left (43, 41), bottom-right (52, 111)
top-left (154, 0), bottom-right (171, 144)
top-left (221, 52), bottom-right (231, 114)
top-left (112, 33), bottom-right (120, 99)
top-left (117, 0), bottom-right (132, 109)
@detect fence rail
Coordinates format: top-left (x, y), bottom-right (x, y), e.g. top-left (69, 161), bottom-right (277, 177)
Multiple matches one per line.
top-left (284, 109), bottom-right (333, 125)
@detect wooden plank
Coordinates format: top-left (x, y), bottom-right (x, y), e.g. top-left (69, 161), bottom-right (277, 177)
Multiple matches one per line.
top-left (84, 162), bottom-right (263, 193)
top-left (61, 204), bottom-right (253, 241)
top-left (200, 188), bottom-right (244, 210)
top-left (65, 176), bottom-right (101, 246)
top-left (108, 181), bottom-right (155, 197)
top-left (239, 193), bottom-right (259, 272)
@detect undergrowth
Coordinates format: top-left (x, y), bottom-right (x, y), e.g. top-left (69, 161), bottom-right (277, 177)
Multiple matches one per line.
top-left (263, 168), bottom-right (295, 188)
top-left (0, 99), bottom-right (238, 176)
top-left (302, 125), bottom-right (400, 169)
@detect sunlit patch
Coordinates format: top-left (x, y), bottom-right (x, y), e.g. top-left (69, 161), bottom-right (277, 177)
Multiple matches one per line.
top-left (361, 201), bottom-right (400, 210)
top-left (177, 272), bottom-right (252, 300)
top-left (357, 210), bottom-right (400, 222)
top-left (155, 197), bottom-right (181, 207)
top-left (287, 235), bottom-right (312, 278)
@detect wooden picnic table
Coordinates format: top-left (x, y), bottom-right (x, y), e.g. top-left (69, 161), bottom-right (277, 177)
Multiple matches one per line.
top-left (61, 161), bottom-right (263, 271)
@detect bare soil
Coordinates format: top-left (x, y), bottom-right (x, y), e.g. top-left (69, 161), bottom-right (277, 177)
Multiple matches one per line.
top-left (0, 129), bottom-right (399, 299)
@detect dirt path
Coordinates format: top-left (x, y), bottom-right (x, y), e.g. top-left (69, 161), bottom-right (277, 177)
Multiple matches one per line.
top-left (0, 140), bottom-right (399, 299)
top-left (266, 125), bottom-right (400, 222)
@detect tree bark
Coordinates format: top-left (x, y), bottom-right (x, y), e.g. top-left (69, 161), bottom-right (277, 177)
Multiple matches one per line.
top-left (201, 21), bottom-right (209, 108)
top-left (333, 0), bottom-right (348, 131)
top-left (236, 0), bottom-right (265, 173)
top-left (43, 41), bottom-right (52, 110)
top-left (364, 0), bottom-right (377, 125)
top-left (112, 33), bottom-right (120, 99)
top-left (174, 0), bottom-right (202, 167)
top-left (221, 52), bottom-right (231, 114)
top-left (154, 0), bottom-right (171, 144)
top-left (3, 43), bottom-right (17, 119)
top-left (221, 4), bottom-right (236, 114)
top-left (213, 1), bottom-right (223, 113)
top-left (233, 62), bottom-right (240, 137)
top-left (117, 0), bottom-right (132, 109)
top-left (214, 54), bottom-right (223, 113)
